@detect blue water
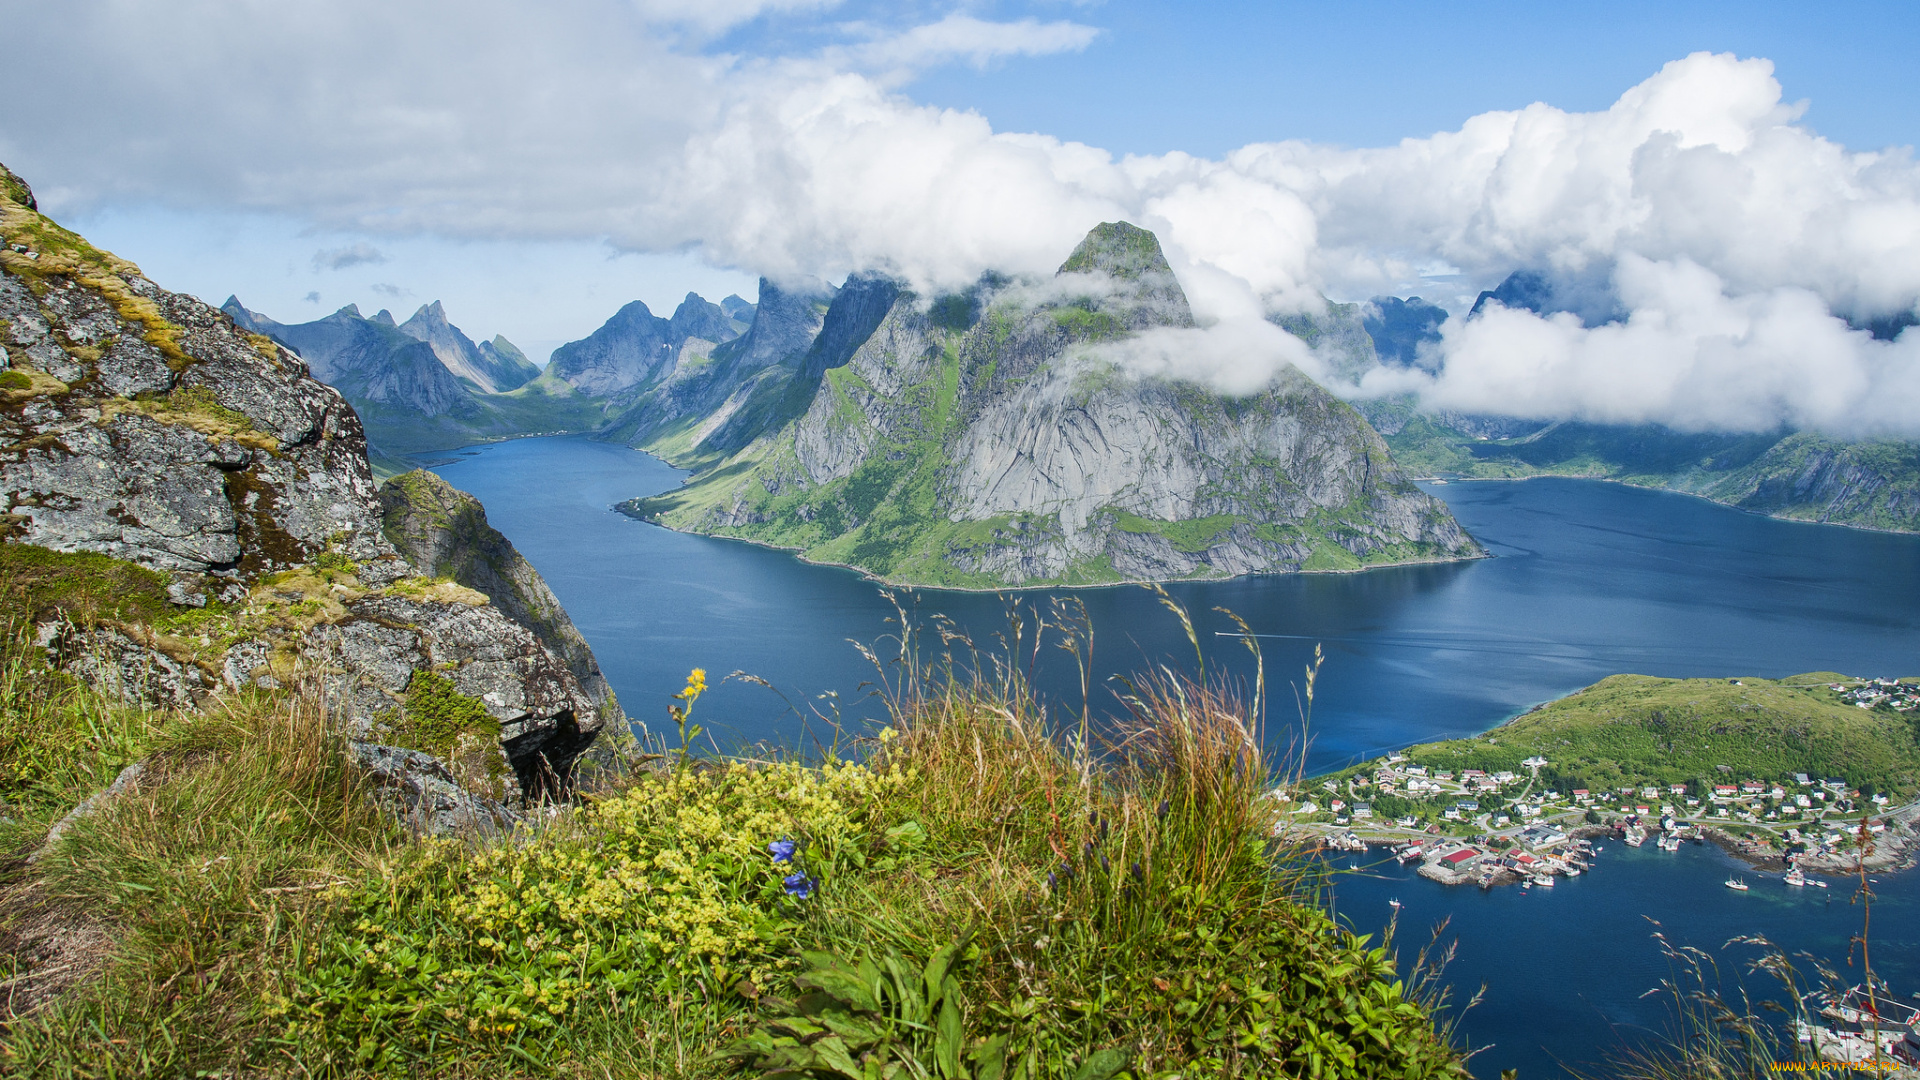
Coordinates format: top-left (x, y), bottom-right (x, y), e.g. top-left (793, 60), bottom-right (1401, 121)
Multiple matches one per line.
top-left (429, 434), bottom-right (1920, 1077)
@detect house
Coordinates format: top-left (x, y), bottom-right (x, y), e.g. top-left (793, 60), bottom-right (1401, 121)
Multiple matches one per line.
top-left (1669, 784), bottom-right (1688, 795)
top-left (1713, 785), bottom-right (1738, 797)
top-left (1455, 800), bottom-right (1479, 812)
top-left (1442, 848), bottom-right (1479, 867)
top-left (1522, 756), bottom-right (1548, 769)
top-left (1352, 803), bottom-right (1373, 819)
top-left (1740, 781), bottom-right (1765, 795)
top-left (1794, 773), bottom-right (1812, 785)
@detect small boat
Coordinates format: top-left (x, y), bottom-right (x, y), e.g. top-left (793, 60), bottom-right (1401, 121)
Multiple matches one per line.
top-left (1726, 876), bottom-right (1750, 891)
top-left (1534, 873), bottom-right (1556, 887)
top-left (1388, 898), bottom-right (1403, 910)
top-left (1785, 867), bottom-right (1807, 887)
top-left (1563, 865), bottom-right (1582, 877)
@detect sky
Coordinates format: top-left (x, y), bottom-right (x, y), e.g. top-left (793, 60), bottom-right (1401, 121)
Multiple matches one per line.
top-left (5, 1), bottom-right (1920, 434)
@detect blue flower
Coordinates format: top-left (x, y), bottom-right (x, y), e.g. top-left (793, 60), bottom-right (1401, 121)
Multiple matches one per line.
top-left (783, 872), bottom-right (816, 899)
top-left (767, 839), bottom-right (797, 863)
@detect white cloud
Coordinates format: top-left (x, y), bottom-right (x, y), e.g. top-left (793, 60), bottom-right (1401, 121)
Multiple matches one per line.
top-left (844, 14), bottom-right (1100, 74)
top-left (1090, 318), bottom-right (1320, 397)
top-left (6, 8), bottom-right (1920, 436)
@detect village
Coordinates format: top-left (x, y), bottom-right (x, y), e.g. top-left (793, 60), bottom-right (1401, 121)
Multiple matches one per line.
top-left (1831, 676), bottom-right (1920, 712)
top-left (1284, 750), bottom-right (1920, 891)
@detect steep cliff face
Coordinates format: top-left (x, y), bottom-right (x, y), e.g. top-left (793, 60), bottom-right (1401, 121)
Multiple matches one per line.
top-left (0, 162), bottom-right (611, 800)
top-left (377, 469), bottom-right (624, 732)
top-left (623, 222), bottom-right (1478, 586)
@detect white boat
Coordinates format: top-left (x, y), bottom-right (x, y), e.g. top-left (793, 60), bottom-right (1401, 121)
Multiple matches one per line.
top-left (1726, 876), bottom-right (1750, 891)
top-left (1785, 867), bottom-right (1807, 887)
top-left (1534, 873), bottom-right (1556, 887)
top-left (1388, 898), bottom-right (1403, 910)
top-left (1563, 865), bottom-right (1582, 877)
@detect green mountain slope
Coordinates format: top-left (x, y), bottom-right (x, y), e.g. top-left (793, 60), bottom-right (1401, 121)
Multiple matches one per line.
top-left (1368, 402), bottom-right (1920, 532)
top-left (621, 223), bottom-right (1480, 587)
top-left (1328, 672), bottom-right (1920, 798)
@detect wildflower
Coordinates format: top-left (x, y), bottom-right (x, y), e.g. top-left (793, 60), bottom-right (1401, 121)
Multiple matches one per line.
top-left (1130, 862), bottom-right (1145, 882)
top-left (1047, 872), bottom-right (1058, 891)
top-left (1157, 799), bottom-right (1170, 821)
top-left (1099, 854), bottom-right (1111, 874)
top-left (783, 872), bottom-right (816, 899)
top-left (767, 839), bottom-right (797, 863)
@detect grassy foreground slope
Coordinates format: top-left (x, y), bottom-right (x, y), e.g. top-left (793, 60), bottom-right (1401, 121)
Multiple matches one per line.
top-left (1332, 672), bottom-right (1920, 798)
top-left (1, 582), bottom-right (1466, 1078)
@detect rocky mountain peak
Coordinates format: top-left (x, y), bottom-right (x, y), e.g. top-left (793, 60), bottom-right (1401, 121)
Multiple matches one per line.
top-left (1058, 221), bottom-right (1174, 281)
top-left (1053, 221), bottom-right (1193, 331)
top-left (371, 308), bottom-right (396, 327)
top-left (667, 292), bottom-right (736, 346)
top-left (732, 277), bottom-right (835, 371)
top-left (398, 299), bottom-right (537, 393)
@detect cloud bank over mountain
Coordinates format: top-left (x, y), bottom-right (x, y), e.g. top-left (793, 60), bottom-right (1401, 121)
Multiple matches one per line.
top-left (5, 3), bottom-right (1919, 434)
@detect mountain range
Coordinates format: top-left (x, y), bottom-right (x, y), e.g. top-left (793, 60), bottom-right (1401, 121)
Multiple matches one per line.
top-left (231, 238), bottom-right (1920, 571)
top-left (222, 290), bottom-right (756, 468)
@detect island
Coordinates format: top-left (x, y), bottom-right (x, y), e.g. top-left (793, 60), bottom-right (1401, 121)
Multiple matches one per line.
top-left (1289, 672), bottom-right (1920, 888)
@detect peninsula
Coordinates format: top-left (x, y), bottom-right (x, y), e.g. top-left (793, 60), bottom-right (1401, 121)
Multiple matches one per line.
top-left (1293, 672), bottom-right (1920, 887)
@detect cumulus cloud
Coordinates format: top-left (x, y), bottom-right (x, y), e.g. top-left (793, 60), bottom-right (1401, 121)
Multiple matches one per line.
top-left (6, 4), bottom-right (1920, 436)
top-left (312, 242), bottom-right (386, 271)
top-left (1090, 319), bottom-right (1320, 397)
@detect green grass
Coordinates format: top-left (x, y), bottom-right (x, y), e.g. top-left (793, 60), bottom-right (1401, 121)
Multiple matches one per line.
top-left (1320, 672), bottom-right (1920, 799)
top-left (1, 598), bottom-right (1468, 1079)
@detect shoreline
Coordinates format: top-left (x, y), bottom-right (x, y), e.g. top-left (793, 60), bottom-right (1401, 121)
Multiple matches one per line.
top-left (1417, 472), bottom-right (1920, 539)
top-left (617, 509), bottom-right (1490, 595)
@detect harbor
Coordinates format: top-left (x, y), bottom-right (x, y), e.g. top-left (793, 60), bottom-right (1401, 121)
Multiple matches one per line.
top-left (1327, 828), bottom-right (1920, 1078)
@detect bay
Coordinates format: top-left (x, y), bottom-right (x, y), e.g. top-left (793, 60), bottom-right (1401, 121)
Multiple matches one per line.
top-left (429, 433), bottom-right (1920, 1077)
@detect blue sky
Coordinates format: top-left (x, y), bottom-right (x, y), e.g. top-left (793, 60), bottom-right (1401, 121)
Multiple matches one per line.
top-left (7, 1), bottom-right (1920, 435)
top-left (873, 1), bottom-right (1920, 156)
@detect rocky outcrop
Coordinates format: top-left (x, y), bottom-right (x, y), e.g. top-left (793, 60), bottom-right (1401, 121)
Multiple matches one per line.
top-left (0, 161), bottom-right (613, 814)
top-left (349, 743), bottom-right (516, 835)
top-left (623, 222), bottom-right (1480, 586)
top-left (377, 468), bottom-right (625, 734)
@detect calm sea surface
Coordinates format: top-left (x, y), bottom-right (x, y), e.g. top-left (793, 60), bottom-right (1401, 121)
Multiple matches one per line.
top-left (430, 434), bottom-right (1920, 1078)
